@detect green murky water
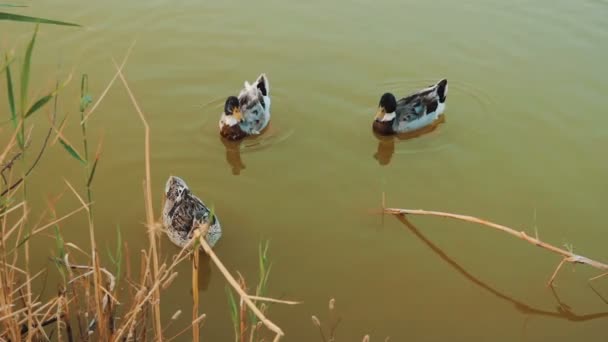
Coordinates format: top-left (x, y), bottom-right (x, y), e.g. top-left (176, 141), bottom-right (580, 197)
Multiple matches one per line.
top-left (2, 0), bottom-right (608, 340)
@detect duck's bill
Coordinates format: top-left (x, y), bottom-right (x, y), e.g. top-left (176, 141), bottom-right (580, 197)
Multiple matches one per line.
top-left (233, 108), bottom-right (243, 122)
top-left (374, 107), bottom-right (385, 120)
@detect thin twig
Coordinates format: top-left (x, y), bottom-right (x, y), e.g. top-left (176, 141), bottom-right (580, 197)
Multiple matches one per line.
top-left (547, 258), bottom-right (568, 287)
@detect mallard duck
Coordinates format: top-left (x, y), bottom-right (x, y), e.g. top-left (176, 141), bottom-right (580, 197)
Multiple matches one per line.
top-left (218, 74), bottom-right (271, 140)
top-left (373, 79), bottom-right (448, 136)
top-left (162, 176), bottom-right (222, 249)
top-left (219, 96), bottom-right (247, 140)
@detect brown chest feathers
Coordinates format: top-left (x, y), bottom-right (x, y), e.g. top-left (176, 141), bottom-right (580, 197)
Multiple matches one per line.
top-left (220, 124), bottom-right (247, 141)
top-left (372, 120), bottom-right (395, 136)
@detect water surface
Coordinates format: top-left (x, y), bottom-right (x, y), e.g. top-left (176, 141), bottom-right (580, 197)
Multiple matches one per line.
top-left (2, 0), bottom-right (608, 340)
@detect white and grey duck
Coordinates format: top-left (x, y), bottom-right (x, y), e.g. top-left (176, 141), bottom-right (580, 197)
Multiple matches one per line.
top-left (219, 73), bottom-right (271, 140)
top-left (162, 176), bottom-right (222, 249)
top-left (373, 79), bottom-right (448, 136)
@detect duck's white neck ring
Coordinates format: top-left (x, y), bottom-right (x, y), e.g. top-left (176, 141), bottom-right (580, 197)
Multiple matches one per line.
top-left (380, 112), bottom-right (396, 122)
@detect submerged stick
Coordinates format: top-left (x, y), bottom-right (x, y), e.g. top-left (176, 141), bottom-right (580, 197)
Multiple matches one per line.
top-left (384, 208), bottom-right (608, 286)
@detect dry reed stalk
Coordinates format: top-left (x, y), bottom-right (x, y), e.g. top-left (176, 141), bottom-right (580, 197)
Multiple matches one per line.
top-left (191, 250), bottom-right (200, 341)
top-left (63, 178), bottom-right (106, 338)
top-left (239, 276), bottom-right (247, 342)
top-left (23, 215), bottom-right (33, 342)
top-left (80, 41), bottom-right (136, 125)
top-left (384, 207), bottom-right (608, 286)
top-left (248, 296), bottom-right (300, 305)
top-left (192, 229), bottom-right (285, 342)
top-left (111, 57), bottom-right (163, 341)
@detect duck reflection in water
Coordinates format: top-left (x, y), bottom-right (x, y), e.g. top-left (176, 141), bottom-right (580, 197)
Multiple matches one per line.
top-left (372, 115), bottom-right (446, 166)
top-left (220, 137), bottom-right (246, 175)
top-left (195, 251), bottom-right (212, 291)
top-left (373, 134), bottom-right (395, 166)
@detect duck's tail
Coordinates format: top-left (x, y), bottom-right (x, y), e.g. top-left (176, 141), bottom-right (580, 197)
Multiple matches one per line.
top-left (436, 79), bottom-right (448, 103)
top-left (254, 73), bottom-right (269, 96)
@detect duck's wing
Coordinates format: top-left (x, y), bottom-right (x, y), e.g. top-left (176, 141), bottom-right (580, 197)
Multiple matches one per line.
top-left (190, 196), bottom-right (222, 247)
top-left (238, 86), bottom-right (268, 134)
top-left (396, 79), bottom-right (447, 122)
top-left (167, 194), bottom-right (205, 236)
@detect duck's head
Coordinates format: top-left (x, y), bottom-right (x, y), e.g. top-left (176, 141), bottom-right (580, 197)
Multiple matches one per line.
top-left (223, 96), bottom-right (243, 125)
top-left (372, 93), bottom-right (397, 135)
top-left (375, 93), bottom-right (397, 121)
top-left (165, 176), bottom-right (189, 204)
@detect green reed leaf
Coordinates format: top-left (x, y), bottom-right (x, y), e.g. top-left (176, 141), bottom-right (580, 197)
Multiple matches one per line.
top-left (24, 93), bottom-right (52, 118)
top-left (59, 138), bottom-right (86, 164)
top-left (0, 54), bottom-right (14, 74)
top-left (225, 286), bottom-right (239, 342)
top-left (4, 54), bottom-right (18, 138)
top-left (0, 12), bottom-right (79, 26)
top-left (25, 76), bottom-right (69, 118)
top-left (20, 24), bottom-right (38, 119)
top-left (54, 226), bottom-right (65, 259)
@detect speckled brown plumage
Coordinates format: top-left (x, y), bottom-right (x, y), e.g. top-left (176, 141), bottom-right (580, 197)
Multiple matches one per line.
top-left (162, 176), bottom-right (222, 249)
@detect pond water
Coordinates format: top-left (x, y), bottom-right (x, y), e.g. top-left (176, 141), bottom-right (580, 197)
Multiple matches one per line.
top-left (2, 0), bottom-right (608, 340)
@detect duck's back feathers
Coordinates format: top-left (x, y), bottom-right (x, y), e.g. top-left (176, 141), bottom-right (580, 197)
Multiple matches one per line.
top-left (163, 183), bottom-right (222, 249)
top-left (393, 79), bottom-right (448, 133)
top-left (238, 73), bottom-right (271, 134)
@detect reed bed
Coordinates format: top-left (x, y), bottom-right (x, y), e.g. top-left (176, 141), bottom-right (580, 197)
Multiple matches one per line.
top-left (1, 27), bottom-right (300, 341)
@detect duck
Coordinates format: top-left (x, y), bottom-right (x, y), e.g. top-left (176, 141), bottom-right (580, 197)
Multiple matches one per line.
top-left (162, 176), bottom-right (222, 249)
top-left (373, 79), bottom-right (448, 136)
top-left (219, 74), bottom-right (271, 141)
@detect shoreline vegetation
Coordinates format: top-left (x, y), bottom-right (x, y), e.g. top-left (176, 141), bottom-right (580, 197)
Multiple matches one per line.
top-left (2, 8), bottom-right (608, 342)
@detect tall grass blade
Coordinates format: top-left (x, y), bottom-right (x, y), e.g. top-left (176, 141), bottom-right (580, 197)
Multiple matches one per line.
top-left (0, 54), bottom-right (14, 74)
top-left (226, 287), bottom-right (239, 342)
top-left (4, 54), bottom-right (18, 135)
top-left (20, 24), bottom-right (38, 116)
top-left (0, 12), bottom-right (79, 26)
top-left (0, 4), bottom-right (29, 7)
top-left (59, 138), bottom-right (86, 164)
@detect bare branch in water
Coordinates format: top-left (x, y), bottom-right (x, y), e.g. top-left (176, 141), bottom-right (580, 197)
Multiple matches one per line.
top-left (384, 207), bottom-right (608, 286)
